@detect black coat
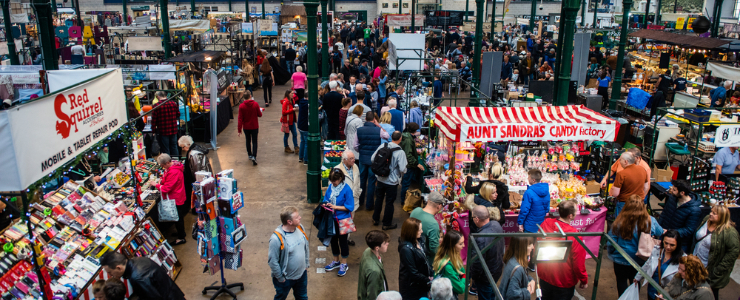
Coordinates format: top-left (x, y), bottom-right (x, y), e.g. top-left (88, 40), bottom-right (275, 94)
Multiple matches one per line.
top-left (284, 48), bottom-right (297, 61)
top-left (123, 257), bottom-right (185, 300)
top-left (469, 221), bottom-right (505, 284)
top-left (398, 239), bottom-right (432, 300)
top-left (312, 204), bottom-right (336, 239)
top-left (341, 65), bottom-right (354, 82)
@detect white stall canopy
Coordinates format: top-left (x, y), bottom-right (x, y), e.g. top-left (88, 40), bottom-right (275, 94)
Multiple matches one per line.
top-left (707, 62), bottom-right (740, 81)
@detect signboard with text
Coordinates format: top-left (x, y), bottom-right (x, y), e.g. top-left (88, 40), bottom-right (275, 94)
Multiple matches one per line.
top-left (459, 122), bottom-right (617, 142)
top-left (714, 125), bottom-right (740, 147)
top-left (0, 69), bottom-right (126, 190)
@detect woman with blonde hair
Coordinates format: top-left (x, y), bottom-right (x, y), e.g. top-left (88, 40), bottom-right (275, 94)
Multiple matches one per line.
top-left (498, 236), bottom-right (535, 300)
top-left (465, 162), bottom-right (510, 226)
top-left (240, 59), bottom-right (255, 91)
top-left (609, 196), bottom-right (664, 296)
top-left (378, 112), bottom-right (395, 143)
top-left (689, 204), bottom-right (739, 299)
top-left (260, 55), bottom-right (274, 106)
top-left (660, 255), bottom-right (714, 300)
top-left (433, 230), bottom-right (466, 297)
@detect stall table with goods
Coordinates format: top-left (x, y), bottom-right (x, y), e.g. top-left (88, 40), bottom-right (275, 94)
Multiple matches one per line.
top-left (425, 105), bottom-right (620, 262)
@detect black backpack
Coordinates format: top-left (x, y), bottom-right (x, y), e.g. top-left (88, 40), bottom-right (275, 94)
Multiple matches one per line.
top-left (371, 143), bottom-right (401, 177)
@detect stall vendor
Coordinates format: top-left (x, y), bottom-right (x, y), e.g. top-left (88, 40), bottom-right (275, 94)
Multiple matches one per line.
top-left (714, 146), bottom-right (740, 181)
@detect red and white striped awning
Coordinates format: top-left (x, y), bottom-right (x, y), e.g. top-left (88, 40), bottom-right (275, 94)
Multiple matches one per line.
top-left (434, 105), bottom-right (620, 142)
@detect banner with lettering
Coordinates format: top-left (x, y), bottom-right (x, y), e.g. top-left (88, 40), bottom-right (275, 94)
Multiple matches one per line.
top-left (0, 69), bottom-right (126, 190)
top-left (714, 125), bottom-right (740, 147)
top-left (459, 122), bottom-right (617, 142)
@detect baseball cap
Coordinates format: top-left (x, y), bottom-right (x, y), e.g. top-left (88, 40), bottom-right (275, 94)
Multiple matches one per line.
top-left (427, 192), bottom-right (445, 205)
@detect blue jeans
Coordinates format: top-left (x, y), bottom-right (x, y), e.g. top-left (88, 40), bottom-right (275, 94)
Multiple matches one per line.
top-left (283, 123), bottom-right (298, 148)
top-left (359, 163), bottom-right (376, 209)
top-left (614, 201), bottom-right (626, 218)
top-left (299, 130), bottom-right (308, 161)
top-left (474, 281), bottom-right (495, 300)
top-left (272, 270), bottom-right (308, 300)
top-left (401, 167), bottom-right (420, 202)
top-left (287, 61), bottom-right (295, 74)
top-left (158, 134), bottom-right (179, 157)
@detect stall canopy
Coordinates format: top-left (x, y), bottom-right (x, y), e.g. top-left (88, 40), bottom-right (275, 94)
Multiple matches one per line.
top-left (164, 51), bottom-right (224, 63)
top-left (707, 62), bottom-right (740, 80)
top-left (166, 20), bottom-right (211, 32)
top-left (628, 29), bottom-right (731, 49)
top-left (434, 105), bottom-right (619, 142)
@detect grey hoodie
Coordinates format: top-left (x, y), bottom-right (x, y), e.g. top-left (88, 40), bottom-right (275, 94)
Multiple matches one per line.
top-left (268, 225), bottom-right (310, 281)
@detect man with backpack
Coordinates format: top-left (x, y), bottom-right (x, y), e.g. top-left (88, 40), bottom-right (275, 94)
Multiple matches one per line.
top-left (268, 206), bottom-right (309, 300)
top-left (371, 131), bottom-right (407, 230)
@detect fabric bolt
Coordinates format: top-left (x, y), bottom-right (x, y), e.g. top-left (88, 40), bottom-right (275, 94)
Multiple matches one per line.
top-left (152, 100), bottom-right (180, 136)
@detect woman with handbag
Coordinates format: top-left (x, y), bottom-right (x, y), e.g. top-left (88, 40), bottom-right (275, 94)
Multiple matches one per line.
top-left (281, 90), bottom-right (299, 154)
top-left (433, 230), bottom-right (466, 297)
top-left (634, 230), bottom-right (686, 300)
top-left (154, 153), bottom-right (187, 246)
top-left (688, 204), bottom-right (740, 299)
top-left (658, 255), bottom-right (714, 300)
top-left (323, 169), bottom-right (355, 277)
top-left (608, 195), bottom-right (664, 297)
top-left (499, 236), bottom-right (535, 300)
top-left (398, 218), bottom-right (432, 300)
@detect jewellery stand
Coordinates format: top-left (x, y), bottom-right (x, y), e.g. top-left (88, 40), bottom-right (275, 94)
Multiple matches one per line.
top-left (200, 174), bottom-right (244, 300)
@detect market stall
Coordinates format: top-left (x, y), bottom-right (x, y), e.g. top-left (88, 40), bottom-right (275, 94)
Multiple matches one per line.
top-left (0, 69), bottom-right (181, 299)
top-left (427, 105), bottom-right (620, 261)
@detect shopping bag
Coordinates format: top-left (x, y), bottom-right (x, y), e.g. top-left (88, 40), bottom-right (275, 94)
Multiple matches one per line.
top-left (617, 284), bottom-right (640, 300)
top-left (336, 217), bottom-right (356, 235)
top-left (158, 196), bottom-right (179, 222)
top-left (403, 189), bottom-right (423, 213)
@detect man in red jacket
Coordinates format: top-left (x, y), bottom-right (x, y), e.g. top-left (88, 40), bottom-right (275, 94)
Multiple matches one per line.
top-left (237, 91), bottom-right (263, 165)
top-left (536, 200), bottom-right (588, 299)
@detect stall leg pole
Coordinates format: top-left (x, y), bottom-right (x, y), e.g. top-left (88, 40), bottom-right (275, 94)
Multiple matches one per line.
top-left (321, 0), bottom-right (329, 82)
top-left (160, 0), bottom-right (172, 59)
top-left (608, 0), bottom-right (632, 110)
top-left (554, 0), bottom-right (578, 106)
top-left (305, 0), bottom-right (322, 203)
top-left (471, 0), bottom-right (484, 107)
top-left (1, 0), bottom-right (19, 65)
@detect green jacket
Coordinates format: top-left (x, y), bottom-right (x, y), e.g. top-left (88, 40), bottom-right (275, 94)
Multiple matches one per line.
top-left (435, 258), bottom-right (466, 295)
top-left (691, 216), bottom-right (740, 289)
top-left (400, 132), bottom-right (419, 167)
top-left (358, 248), bottom-right (387, 300)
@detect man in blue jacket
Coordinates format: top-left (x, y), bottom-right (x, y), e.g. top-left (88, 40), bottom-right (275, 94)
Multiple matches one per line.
top-left (659, 180), bottom-right (702, 251)
top-left (517, 169), bottom-right (550, 233)
top-left (355, 113), bottom-right (390, 210)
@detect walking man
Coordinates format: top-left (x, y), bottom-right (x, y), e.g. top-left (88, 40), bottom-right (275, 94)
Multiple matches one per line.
top-left (268, 206), bottom-right (309, 300)
top-left (371, 131), bottom-right (407, 230)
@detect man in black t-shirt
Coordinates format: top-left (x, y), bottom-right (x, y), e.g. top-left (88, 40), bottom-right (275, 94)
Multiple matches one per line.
top-left (656, 69), bottom-right (673, 94)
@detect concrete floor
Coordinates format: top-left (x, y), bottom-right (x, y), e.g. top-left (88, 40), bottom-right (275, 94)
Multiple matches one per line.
top-left (166, 81), bottom-right (740, 300)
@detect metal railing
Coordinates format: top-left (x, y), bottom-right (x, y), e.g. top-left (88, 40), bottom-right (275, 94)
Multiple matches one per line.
top-left (463, 230), bottom-right (674, 300)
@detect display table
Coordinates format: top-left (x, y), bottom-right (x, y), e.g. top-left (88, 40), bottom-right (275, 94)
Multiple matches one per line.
top-left (189, 98), bottom-right (233, 142)
top-left (435, 207), bottom-right (607, 264)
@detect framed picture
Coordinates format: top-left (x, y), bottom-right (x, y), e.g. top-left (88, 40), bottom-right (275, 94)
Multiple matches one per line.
top-left (392, 3), bottom-right (398, 8)
top-left (382, 2), bottom-right (388, 8)
top-left (403, 3), bottom-right (408, 8)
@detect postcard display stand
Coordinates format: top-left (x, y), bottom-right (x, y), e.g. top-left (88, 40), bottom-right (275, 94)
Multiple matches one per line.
top-left (193, 169), bottom-right (246, 300)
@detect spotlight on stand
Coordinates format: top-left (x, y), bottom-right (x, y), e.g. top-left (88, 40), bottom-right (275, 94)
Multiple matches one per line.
top-left (532, 223), bottom-right (574, 300)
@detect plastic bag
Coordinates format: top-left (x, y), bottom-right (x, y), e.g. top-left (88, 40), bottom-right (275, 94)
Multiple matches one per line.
top-left (159, 196), bottom-right (179, 222)
top-left (626, 88), bottom-right (651, 110)
top-left (618, 284), bottom-right (640, 300)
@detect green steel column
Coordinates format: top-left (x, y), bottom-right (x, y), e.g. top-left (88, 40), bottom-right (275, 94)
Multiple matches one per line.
top-left (642, 0), bottom-right (651, 28)
top-left (490, 0), bottom-right (496, 35)
top-left (321, 0), bottom-right (329, 81)
top-left (411, 0), bottom-right (415, 31)
top-left (190, 0), bottom-right (195, 17)
top-left (465, 0), bottom-right (470, 21)
top-left (228, 0), bottom-right (232, 11)
top-left (554, 0), bottom-right (579, 106)
top-left (245, 0), bottom-right (249, 15)
top-left (160, 0), bottom-right (172, 58)
top-left (592, 0), bottom-right (597, 27)
top-left (471, 0), bottom-right (484, 107)
top-left (655, 0), bottom-right (662, 24)
top-left (581, 0), bottom-right (586, 26)
top-left (51, 0), bottom-right (56, 13)
top-left (1, 0), bottom-right (18, 65)
top-left (399, 0), bottom-right (403, 14)
top-left (74, 0), bottom-right (81, 26)
top-left (33, 0), bottom-right (58, 70)
top-left (262, 0), bottom-right (266, 19)
top-left (608, 0), bottom-right (632, 109)
top-left (711, 0), bottom-right (724, 37)
top-left (123, 0), bottom-right (128, 25)
top-left (530, 0), bottom-right (536, 30)
top-left (304, 0), bottom-right (321, 203)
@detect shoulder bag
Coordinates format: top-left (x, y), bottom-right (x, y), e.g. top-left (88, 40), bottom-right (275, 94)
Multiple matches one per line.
top-left (158, 194), bottom-right (179, 222)
top-left (637, 221), bottom-right (658, 260)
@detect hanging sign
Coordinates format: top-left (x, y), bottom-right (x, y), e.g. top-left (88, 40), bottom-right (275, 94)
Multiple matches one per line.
top-left (0, 69), bottom-right (126, 191)
top-left (675, 17), bottom-right (685, 29)
top-left (714, 125), bottom-right (740, 147)
top-left (686, 17), bottom-right (695, 30)
top-left (385, 14), bottom-right (425, 27)
top-left (241, 22), bottom-right (253, 33)
top-left (459, 123), bottom-right (617, 142)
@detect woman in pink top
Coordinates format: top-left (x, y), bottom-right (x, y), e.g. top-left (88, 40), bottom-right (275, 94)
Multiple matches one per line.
top-left (372, 65), bottom-right (383, 80)
top-left (291, 65), bottom-right (308, 97)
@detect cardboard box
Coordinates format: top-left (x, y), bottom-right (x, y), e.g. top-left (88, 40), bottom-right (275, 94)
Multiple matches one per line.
top-left (653, 165), bottom-right (674, 182)
top-left (585, 180), bottom-right (602, 194)
top-left (506, 91), bottom-right (520, 100)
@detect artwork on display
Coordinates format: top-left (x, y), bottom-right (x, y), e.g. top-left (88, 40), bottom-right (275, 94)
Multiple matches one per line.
top-left (383, 3), bottom-right (388, 8)
top-left (392, 3), bottom-right (398, 8)
top-left (403, 3), bottom-right (408, 8)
